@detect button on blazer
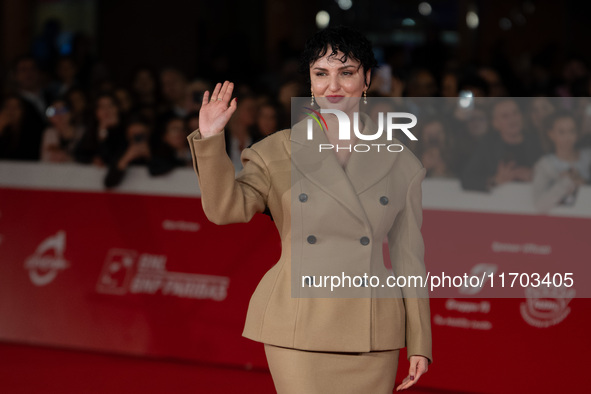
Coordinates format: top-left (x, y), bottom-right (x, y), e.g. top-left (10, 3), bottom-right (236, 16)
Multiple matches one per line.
top-left (187, 113), bottom-right (432, 364)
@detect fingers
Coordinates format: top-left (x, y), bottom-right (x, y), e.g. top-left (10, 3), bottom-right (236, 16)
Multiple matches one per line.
top-left (395, 360), bottom-right (418, 391)
top-left (228, 96), bottom-right (238, 114)
top-left (396, 357), bottom-right (428, 391)
top-left (218, 81), bottom-right (229, 101)
top-left (395, 375), bottom-right (410, 391)
top-left (222, 81), bottom-right (234, 104)
top-left (211, 82), bottom-right (222, 101)
top-left (413, 358), bottom-right (428, 382)
top-left (205, 81), bottom-right (234, 105)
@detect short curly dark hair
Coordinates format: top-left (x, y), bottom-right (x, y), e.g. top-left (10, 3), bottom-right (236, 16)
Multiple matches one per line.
top-left (299, 25), bottom-right (377, 87)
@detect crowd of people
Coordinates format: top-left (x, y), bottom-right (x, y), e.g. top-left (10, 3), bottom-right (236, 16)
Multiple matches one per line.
top-left (1, 41), bottom-right (590, 211)
top-left (0, 54), bottom-right (290, 187)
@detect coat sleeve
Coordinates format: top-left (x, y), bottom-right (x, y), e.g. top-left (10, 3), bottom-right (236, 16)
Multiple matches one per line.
top-left (387, 166), bottom-right (433, 364)
top-left (187, 129), bottom-right (270, 225)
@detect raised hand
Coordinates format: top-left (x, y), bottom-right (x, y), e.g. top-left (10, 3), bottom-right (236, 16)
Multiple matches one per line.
top-left (199, 81), bottom-right (238, 138)
top-left (494, 160), bottom-right (517, 185)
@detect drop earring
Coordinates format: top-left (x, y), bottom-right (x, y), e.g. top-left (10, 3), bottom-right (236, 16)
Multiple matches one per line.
top-left (311, 91), bottom-right (315, 106)
top-left (363, 90), bottom-right (367, 104)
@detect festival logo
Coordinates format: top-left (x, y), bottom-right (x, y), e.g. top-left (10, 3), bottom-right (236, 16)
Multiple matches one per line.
top-left (24, 230), bottom-right (69, 286)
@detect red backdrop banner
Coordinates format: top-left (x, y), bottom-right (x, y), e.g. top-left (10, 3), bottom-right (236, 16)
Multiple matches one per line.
top-left (1, 182), bottom-right (590, 393)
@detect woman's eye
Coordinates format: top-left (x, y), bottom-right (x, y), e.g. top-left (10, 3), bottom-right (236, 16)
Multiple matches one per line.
top-left (342, 71), bottom-right (352, 76)
top-left (316, 72), bottom-right (326, 76)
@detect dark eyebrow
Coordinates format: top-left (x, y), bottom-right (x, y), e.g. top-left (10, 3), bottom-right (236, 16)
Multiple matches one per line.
top-left (312, 65), bottom-right (357, 71)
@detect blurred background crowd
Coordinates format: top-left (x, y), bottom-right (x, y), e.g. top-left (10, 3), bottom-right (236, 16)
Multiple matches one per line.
top-left (0, 0), bottom-right (590, 207)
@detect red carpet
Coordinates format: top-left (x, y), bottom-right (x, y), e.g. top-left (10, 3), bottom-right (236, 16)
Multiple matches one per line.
top-left (0, 341), bottom-right (453, 393)
top-left (0, 341), bottom-right (275, 394)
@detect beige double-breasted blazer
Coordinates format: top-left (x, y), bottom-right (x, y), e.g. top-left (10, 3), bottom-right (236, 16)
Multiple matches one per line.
top-left (187, 113), bottom-right (432, 364)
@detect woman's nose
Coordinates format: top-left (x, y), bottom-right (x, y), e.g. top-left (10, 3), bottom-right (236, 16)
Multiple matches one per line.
top-left (328, 74), bottom-right (340, 92)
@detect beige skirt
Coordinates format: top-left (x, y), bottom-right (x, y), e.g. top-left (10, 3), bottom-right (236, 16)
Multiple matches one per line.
top-left (264, 344), bottom-right (400, 394)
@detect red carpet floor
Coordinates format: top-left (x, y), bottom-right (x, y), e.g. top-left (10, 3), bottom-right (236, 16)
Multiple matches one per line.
top-left (0, 341), bottom-right (449, 393)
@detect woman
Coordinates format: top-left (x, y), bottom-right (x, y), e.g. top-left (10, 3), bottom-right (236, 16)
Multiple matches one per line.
top-left (532, 110), bottom-right (591, 212)
top-left (65, 87), bottom-right (89, 130)
top-left (149, 115), bottom-right (192, 176)
top-left (188, 26), bottom-right (431, 393)
top-left (415, 117), bottom-right (457, 178)
top-left (223, 93), bottom-right (259, 171)
top-left (0, 94), bottom-right (26, 159)
top-left (250, 99), bottom-right (283, 139)
top-left (528, 96), bottom-right (556, 154)
top-left (40, 98), bottom-right (85, 162)
top-left (103, 116), bottom-right (152, 189)
top-left (74, 92), bottom-right (125, 166)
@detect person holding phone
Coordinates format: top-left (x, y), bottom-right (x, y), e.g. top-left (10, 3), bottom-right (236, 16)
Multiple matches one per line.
top-left (187, 26), bottom-right (432, 393)
top-left (104, 117), bottom-right (152, 188)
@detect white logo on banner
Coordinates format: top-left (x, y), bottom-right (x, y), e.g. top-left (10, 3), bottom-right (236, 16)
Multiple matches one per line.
top-left (433, 314), bottom-right (492, 330)
top-left (520, 286), bottom-right (574, 328)
top-left (96, 248), bottom-right (229, 301)
top-left (24, 230), bottom-right (69, 286)
top-left (458, 263), bottom-right (497, 295)
top-left (96, 249), bottom-right (137, 295)
top-left (162, 220), bottom-right (200, 232)
top-left (434, 298), bottom-right (493, 330)
top-left (445, 299), bottom-right (491, 314)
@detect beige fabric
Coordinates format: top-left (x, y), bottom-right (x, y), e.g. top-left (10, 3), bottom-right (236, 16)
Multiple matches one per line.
top-left (264, 343), bottom-right (399, 394)
top-left (187, 114), bottom-right (432, 363)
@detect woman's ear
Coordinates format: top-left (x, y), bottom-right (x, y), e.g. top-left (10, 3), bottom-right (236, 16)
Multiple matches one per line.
top-left (365, 69), bottom-right (372, 88)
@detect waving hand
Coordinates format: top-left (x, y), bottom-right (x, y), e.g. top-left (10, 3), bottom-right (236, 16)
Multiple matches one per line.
top-left (199, 81), bottom-right (238, 138)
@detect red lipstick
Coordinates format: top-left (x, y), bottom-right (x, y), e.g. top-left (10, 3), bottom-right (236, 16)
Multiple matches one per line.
top-left (326, 95), bottom-right (344, 103)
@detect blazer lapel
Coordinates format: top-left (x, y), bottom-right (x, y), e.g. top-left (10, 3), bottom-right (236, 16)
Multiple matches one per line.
top-left (344, 113), bottom-right (401, 195)
top-left (287, 111), bottom-right (400, 225)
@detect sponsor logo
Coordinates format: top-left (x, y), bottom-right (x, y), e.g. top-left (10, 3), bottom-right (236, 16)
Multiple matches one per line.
top-left (520, 286), bottom-right (574, 328)
top-left (436, 298), bottom-right (492, 330)
top-left (162, 220), bottom-right (200, 232)
top-left (491, 241), bottom-right (551, 255)
top-left (433, 314), bottom-right (492, 330)
top-left (96, 248), bottom-right (229, 301)
top-left (445, 298), bottom-right (491, 314)
top-left (24, 230), bottom-right (69, 286)
top-left (458, 263), bottom-right (497, 295)
top-left (96, 249), bottom-right (136, 295)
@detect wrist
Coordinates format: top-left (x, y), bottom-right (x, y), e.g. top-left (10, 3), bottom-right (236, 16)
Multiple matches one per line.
top-left (200, 128), bottom-right (222, 138)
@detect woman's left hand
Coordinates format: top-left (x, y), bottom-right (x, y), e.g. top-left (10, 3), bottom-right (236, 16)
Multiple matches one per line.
top-left (396, 355), bottom-right (429, 391)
